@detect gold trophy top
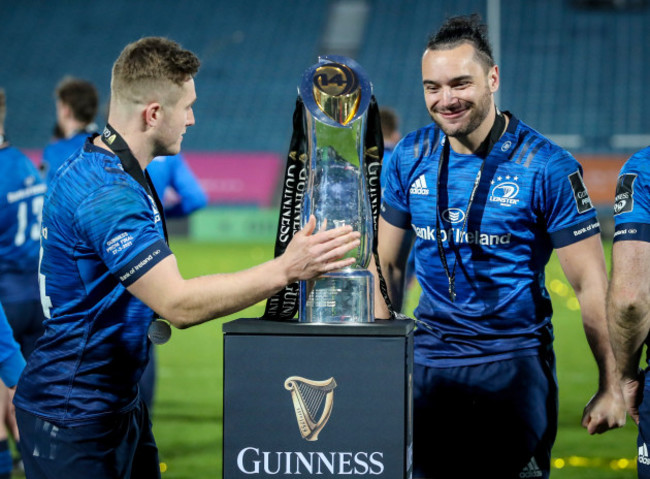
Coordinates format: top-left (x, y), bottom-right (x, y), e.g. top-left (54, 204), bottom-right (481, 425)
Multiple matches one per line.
top-left (312, 62), bottom-right (361, 126)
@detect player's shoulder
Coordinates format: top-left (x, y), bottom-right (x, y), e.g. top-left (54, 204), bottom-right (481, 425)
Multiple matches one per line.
top-left (0, 146), bottom-right (42, 186)
top-left (52, 139), bottom-right (140, 202)
top-left (621, 146), bottom-right (650, 174)
top-left (0, 145), bottom-right (35, 167)
top-left (508, 116), bottom-right (577, 174)
top-left (44, 133), bottom-right (85, 155)
top-left (396, 123), bottom-right (442, 160)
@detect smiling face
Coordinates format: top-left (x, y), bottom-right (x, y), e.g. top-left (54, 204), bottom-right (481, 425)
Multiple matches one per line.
top-left (422, 42), bottom-right (499, 147)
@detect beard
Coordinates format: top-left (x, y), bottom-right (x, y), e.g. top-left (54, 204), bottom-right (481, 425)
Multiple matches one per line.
top-left (430, 86), bottom-right (493, 139)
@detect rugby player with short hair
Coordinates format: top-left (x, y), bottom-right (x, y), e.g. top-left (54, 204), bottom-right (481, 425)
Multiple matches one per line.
top-left (375, 14), bottom-right (625, 478)
top-left (42, 76), bottom-right (99, 184)
top-left (0, 86), bottom-right (46, 473)
top-left (14, 37), bottom-right (360, 479)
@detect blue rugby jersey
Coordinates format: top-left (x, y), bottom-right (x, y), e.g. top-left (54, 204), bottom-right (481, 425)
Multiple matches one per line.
top-left (146, 153), bottom-right (207, 218)
top-left (14, 138), bottom-right (172, 423)
top-left (613, 146), bottom-right (650, 243)
top-left (0, 146), bottom-right (46, 303)
top-left (0, 301), bottom-right (26, 388)
top-left (43, 131), bottom-right (93, 184)
top-left (381, 115), bottom-right (599, 367)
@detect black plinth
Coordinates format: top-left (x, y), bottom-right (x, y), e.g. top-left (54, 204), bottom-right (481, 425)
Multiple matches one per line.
top-left (222, 318), bottom-right (414, 479)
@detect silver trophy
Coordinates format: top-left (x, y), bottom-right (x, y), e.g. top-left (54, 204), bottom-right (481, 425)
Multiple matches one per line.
top-left (298, 56), bottom-right (375, 323)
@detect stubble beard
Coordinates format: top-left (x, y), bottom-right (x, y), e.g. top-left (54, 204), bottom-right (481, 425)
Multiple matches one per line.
top-left (431, 86), bottom-right (493, 139)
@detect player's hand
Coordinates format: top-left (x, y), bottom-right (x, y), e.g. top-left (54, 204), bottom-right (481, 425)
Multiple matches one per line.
top-left (279, 215), bottom-right (360, 284)
top-left (619, 376), bottom-right (643, 425)
top-left (581, 384), bottom-right (627, 434)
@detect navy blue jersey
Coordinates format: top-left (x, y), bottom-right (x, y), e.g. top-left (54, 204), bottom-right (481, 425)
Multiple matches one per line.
top-left (42, 131), bottom-right (92, 184)
top-left (0, 146), bottom-right (46, 303)
top-left (14, 138), bottom-right (172, 424)
top-left (146, 153), bottom-right (207, 218)
top-left (381, 115), bottom-right (599, 367)
top-left (613, 146), bottom-right (650, 243)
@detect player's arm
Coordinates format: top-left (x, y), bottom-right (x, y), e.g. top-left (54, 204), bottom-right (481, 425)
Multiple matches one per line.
top-left (607, 240), bottom-right (650, 424)
top-left (374, 216), bottom-right (414, 319)
top-left (127, 216), bottom-right (360, 328)
top-left (556, 234), bottom-right (626, 433)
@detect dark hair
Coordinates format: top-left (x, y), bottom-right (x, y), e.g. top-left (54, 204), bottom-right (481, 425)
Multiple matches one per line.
top-left (379, 107), bottom-right (399, 137)
top-left (56, 77), bottom-right (99, 125)
top-left (426, 14), bottom-right (494, 71)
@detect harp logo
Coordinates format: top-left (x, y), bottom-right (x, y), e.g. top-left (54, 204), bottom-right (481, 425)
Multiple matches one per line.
top-left (285, 376), bottom-right (337, 441)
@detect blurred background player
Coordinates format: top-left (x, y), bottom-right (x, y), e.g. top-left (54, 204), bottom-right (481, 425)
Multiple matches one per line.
top-left (378, 106), bottom-right (415, 311)
top-left (379, 106), bottom-right (401, 163)
top-left (0, 87), bottom-right (47, 358)
top-left (0, 87), bottom-right (47, 471)
top-left (0, 300), bottom-right (26, 479)
top-left (606, 145), bottom-right (650, 478)
top-left (42, 76), bottom-right (99, 183)
top-left (147, 153), bottom-right (207, 219)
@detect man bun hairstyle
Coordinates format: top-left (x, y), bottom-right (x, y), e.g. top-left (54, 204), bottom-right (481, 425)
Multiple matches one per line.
top-left (426, 14), bottom-right (495, 71)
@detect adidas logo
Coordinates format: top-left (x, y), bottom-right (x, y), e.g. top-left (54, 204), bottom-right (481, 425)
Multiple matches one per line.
top-left (519, 457), bottom-right (542, 478)
top-left (639, 443), bottom-right (650, 465)
top-left (410, 175), bottom-right (429, 195)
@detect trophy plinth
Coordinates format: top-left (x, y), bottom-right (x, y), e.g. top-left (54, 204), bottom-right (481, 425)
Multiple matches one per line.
top-left (298, 56), bottom-right (375, 324)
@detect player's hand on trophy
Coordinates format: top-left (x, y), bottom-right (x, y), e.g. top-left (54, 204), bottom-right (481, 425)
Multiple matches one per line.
top-left (280, 215), bottom-right (360, 283)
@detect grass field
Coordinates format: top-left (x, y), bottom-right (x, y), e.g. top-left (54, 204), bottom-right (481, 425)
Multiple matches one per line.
top-left (150, 238), bottom-right (639, 479)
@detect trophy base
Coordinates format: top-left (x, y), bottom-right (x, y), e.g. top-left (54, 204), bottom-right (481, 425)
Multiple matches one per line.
top-left (300, 269), bottom-right (374, 323)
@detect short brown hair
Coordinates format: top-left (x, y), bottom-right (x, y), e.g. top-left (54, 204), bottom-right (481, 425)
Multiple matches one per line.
top-left (111, 37), bottom-right (200, 107)
top-left (55, 77), bottom-right (99, 125)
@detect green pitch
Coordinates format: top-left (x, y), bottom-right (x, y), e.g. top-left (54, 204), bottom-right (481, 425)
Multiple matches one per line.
top-left (152, 238), bottom-right (638, 478)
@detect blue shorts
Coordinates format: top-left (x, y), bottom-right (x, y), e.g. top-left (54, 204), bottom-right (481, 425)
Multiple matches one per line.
top-left (413, 351), bottom-right (558, 479)
top-left (16, 397), bottom-right (160, 479)
top-left (636, 370), bottom-right (650, 478)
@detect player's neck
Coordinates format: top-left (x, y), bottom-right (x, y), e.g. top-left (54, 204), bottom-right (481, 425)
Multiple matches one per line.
top-left (61, 119), bottom-right (85, 139)
top-left (93, 122), bottom-right (152, 171)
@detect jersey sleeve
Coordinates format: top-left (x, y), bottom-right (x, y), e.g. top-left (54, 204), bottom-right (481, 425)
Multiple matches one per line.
top-left (380, 143), bottom-right (412, 229)
top-left (613, 149), bottom-right (650, 242)
top-left (538, 151), bottom-right (600, 248)
top-left (0, 302), bottom-right (25, 387)
top-left (75, 184), bottom-right (172, 287)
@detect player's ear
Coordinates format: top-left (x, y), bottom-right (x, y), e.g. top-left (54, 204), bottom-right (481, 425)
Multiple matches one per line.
top-left (488, 65), bottom-right (499, 94)
top-left (144, 102), bottom-right (162, 128)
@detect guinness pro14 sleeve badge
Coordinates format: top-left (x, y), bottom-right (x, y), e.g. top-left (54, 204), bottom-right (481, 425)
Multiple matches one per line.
top-left (614, 173), bottom-right (637, 216)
